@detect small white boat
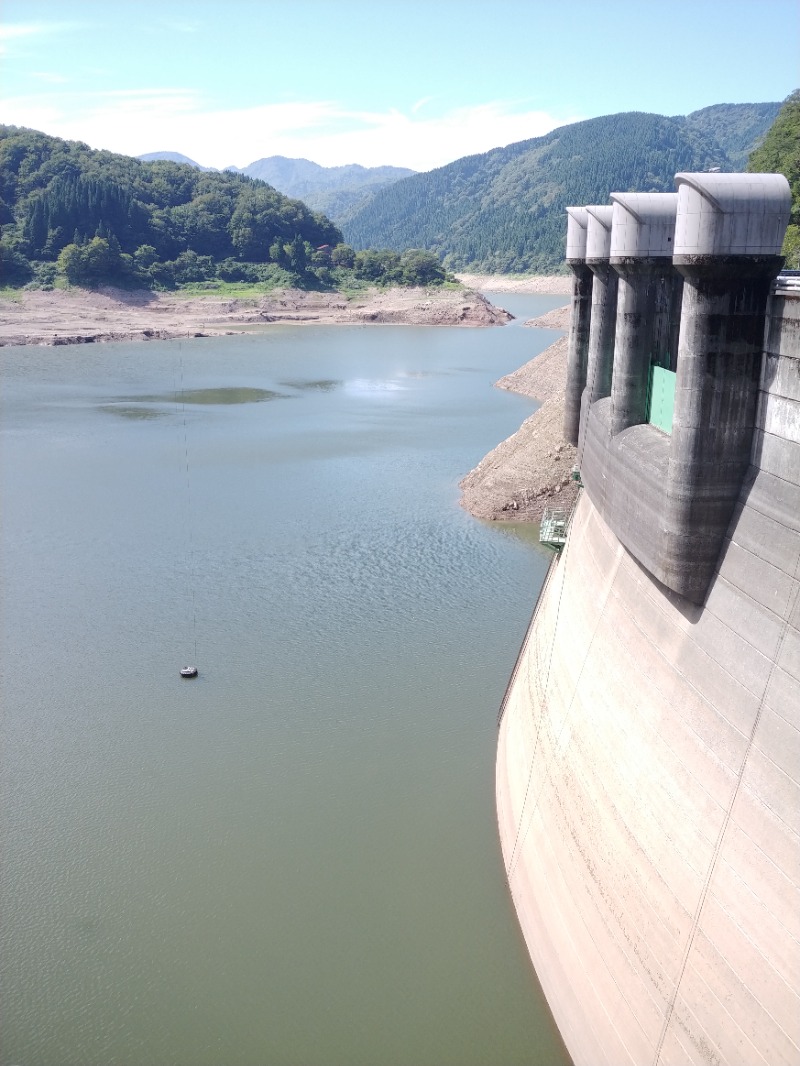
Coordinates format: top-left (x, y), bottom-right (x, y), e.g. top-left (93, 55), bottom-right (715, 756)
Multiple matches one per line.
top-left (180, 666), bottom-right (198, 678)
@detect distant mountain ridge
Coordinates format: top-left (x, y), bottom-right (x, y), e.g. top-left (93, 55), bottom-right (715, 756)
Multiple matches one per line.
top-left (137, 152), bottom-right (416, 222)
top-left (234, 157), bottom-right (416, 220)
top-left (340, 101), bottom-right (781, 273)
top-left (138, 151), bottom-right (211, 170)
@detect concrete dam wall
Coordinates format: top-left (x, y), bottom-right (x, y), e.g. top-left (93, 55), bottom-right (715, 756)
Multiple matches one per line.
top-left (497, 176), bottom-right (799, 1065)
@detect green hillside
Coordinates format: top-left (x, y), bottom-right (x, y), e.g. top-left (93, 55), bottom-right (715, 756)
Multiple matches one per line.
top-left (0, 126), bottom-right (342, 288)
top-left (747, 91), bottom-right (800, 267)
top-left (342, 104), bottom-right (780, 273)
top-left (683, 101), bottom-right (780, 169)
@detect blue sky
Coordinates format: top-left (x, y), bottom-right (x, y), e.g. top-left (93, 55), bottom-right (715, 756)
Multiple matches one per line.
top-left (1, 0), bottom-right (797, 171)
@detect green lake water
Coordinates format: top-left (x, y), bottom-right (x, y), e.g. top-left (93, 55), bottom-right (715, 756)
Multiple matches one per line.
top-left (0, 294), bottom-right (572, 1066)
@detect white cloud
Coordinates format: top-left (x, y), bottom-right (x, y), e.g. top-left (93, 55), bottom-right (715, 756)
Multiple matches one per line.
top-left (411, 96), bottom-right (434, 115)
top-left (0, 23), bottom-right (49, 40)
top-left (0, 23), bottom-right (45, 55)
top-left (0, 88), bottom-right (581, 171)
top-left (0, 21), bottom-right (80, 55)
top-left (30, 71), bottom-right (70, 84)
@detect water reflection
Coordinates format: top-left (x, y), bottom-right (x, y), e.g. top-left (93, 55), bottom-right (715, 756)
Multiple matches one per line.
top-left (109, 386), bottom-right (289, 406)
top-left (279, 378), bottom-right (342, 392)
top-left (98, 404), bottom-right (166, 420)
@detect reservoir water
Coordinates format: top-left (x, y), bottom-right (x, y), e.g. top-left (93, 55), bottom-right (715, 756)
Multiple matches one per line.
top-left (1, 294), bottom-right (572, 1066)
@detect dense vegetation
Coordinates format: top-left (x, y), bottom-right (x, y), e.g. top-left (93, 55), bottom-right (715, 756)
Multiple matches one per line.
top-left (140, 153), bottom-right (416, 225)
top-left (0, 127), bottom-right (446, 290)
top-left (342, 104), bottom-right (781, 273)
top-left (747, 91), bottom-right (800, 268)
top-left (682, 102), bottom-right (783, 170)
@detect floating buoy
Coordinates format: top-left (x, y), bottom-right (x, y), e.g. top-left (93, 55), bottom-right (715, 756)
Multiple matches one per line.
top-left (180, 666), bottom-right (198, 678)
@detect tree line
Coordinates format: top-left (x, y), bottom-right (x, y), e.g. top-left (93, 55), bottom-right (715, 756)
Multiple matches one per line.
top-left (0, 127), bottom-right (448, 289)
top-left (747, 90), bottom-right (800, 268)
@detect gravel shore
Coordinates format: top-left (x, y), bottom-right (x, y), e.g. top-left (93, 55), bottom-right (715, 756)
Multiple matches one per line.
top-left (454, 273), bottom-right (571, 294)
top-left (524, 304), bottom-right (571, 330)
top-left (0, 284), bottom-right (511, 347)
top-left (459, 331), bottom-right (580, 524)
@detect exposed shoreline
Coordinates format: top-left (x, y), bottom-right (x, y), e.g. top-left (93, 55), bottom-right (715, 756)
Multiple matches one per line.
top-left (454, 273), bottom-right (572, 295)
top-left (523, 304), bottom-right (570, 330)
top-left (457, 277), bottom-right (576, 523)
top-left (459, 332), bottom-right (579, 524)
top-left (0, 284), bottom-right (513, 347)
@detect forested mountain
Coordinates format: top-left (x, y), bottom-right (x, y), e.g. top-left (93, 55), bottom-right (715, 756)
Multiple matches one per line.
top-left (342, 103), bottom-right (781, 273)
top-left (1, 99), bottom-right (786, 288)
top-left (683, 101), bottom-right (780, 169)
top-left (234, 157), bottom-right (416, 221)
top-left (747, 91), bottom-right (800, 267)
top-left (0, 126), bottom-right (342, 287)
top-left (135, 154), bottom-right (416, 221)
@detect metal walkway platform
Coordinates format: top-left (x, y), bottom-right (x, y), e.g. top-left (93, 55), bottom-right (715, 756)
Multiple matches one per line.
top-left (539, 507), bottom-right (568, 549)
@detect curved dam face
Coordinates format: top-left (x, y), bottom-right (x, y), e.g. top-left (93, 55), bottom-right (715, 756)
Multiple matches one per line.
top-left (497, 180), bottom-right (798, 1066)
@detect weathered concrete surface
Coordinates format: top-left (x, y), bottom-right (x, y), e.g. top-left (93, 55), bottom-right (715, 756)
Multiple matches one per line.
top-left (577, 175), bottom-right (791, 604)
top-left (585, 206), bottom-right (618, 407)
top-left (609, 260), bottom-right (679, 434)
top-left (607, 193), bottom-right (679, 436)
top-left (610, 194), bottom-right (678, 434)
top-left (580, 262), bottom-right (785, 604)
top-left (665, 258), bottom-right (783, 597)
top-left (497, 294), bottom-right (800, 1065)
top-left (564, 264), bottom-right (592, 444)
top-left (564, 207), bottom-right (592, 444)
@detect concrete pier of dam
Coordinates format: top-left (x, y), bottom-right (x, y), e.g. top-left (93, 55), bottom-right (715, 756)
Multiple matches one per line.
top-left (584, 205), bottom-right (618, 410)
top-left (564, 206), bottom-right (593, 446)
top-left (497, 174), bottom-right (799, 1065)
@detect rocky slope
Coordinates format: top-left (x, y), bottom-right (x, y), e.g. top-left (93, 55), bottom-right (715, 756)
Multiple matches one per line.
top-left (459, 328), bottom-right (580, 523)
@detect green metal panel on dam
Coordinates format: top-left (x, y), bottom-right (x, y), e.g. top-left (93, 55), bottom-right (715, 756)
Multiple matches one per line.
top-left (647, 364), bottom-right (675, 433)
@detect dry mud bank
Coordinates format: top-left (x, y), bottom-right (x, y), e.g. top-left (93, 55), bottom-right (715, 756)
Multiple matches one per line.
top-left (0, 285), bottom-right (510, 347)
top-left (455, 272), bottom-right (578, 525)
top-left (460, 334), bottom-right (580, 523)
top-left (523, 304), bottom-right (570, 329)
top-left (454, 273), bottom-right (571, 295)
